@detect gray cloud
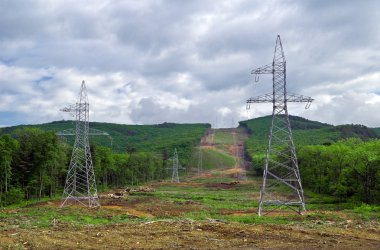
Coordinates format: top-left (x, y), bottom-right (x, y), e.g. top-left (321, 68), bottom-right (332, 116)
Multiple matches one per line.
top-left (0, 0), bottom-right (380, 127)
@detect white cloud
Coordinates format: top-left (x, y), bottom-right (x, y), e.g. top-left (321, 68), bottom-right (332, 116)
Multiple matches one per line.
top-left (0, 0), bottom-right (380, 127)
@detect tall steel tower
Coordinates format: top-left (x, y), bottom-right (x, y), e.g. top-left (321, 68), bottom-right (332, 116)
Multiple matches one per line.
top-left (246, 35), bottom-right (313, 216)
top-left (197, 146), bottom-right (203, 175)
top-left (171, 148), bottom-right (180, 182)
top-left (60, 81), bottom-right (100, 208)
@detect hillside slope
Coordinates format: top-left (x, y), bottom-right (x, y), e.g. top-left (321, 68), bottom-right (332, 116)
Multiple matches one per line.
top-left (0, 121), bottom-right (210, 164)
top-left (239, 115), bottom-right (379, 157)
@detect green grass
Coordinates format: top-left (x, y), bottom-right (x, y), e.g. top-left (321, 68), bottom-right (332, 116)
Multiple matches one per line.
top-left (353, 204), bottom-right (380, 220)
top-left (0, 205), bottom-right (146, 229)
top-left (187, 146), bottom-right (236, 172)
top-left (220, 215), bottom-right (290, 224)
top-left (201, 148), bottom-right (236, 170)
top-left (1, 179), bottom-right (379, 229)
top-left (153, 185), bottom-right (256, 209)
top-left (213, 131), bottom-right (234, 145)
top-left (191, 176), bottom-right (238, 183)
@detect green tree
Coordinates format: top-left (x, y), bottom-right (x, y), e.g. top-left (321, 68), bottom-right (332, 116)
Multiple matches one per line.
top-left (94, 146), bottom-right (115, 190)
top-left (12, 128), bottom-right (68, 200)
top-left (0, 135), bottom-right (19, 193)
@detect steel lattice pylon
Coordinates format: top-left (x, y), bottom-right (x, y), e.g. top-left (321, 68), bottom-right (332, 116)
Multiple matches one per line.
top-left (60, 81), bottom-right (100, 208)
top-left (171, 148), bottom-right (180, 182)
top-left (197, 146), bottom-right (203, 175)
top-left (246, 35), bottom-right (313, 216)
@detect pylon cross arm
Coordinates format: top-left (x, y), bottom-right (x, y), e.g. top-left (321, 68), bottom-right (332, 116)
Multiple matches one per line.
top-left (246, 94), bottom-right (273, 109)
top-left (60, 104), bottom-right (77, 113)
top-left (287, 94), bottom-right (314, 109)
top-left (287, 93), bottom-right (313, 103)
top-left (246, 93), bottom-right (273, 104)
top-left (88, 128), bottom-right (110, 136)
top-left (251, 62), bottom-right (273, 75)
top-left (56, 129), bottom-right (76, 136)
top-left (56, 128), bottom-right (110, 136)
top-left (246, 93), bottom-right (314, 109)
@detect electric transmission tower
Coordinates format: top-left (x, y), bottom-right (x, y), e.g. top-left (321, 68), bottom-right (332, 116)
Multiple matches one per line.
top-left (167, 148), bottom-right (185, 182)
top-left (246, 35), bottom-right (313, 216)
top-left (197, 145), bottom-right (203, 175)
top-left (59, 80), bottom-right (103, 208)
top-left (171, 148), bottom-right (180, 182)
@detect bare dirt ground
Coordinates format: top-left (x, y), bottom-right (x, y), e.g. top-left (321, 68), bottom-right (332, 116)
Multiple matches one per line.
top-left (1, 189), bottom-right (379, 249)
top-left (1, 128), bottom-right (379, 249)
top-left (1, 218), bottom-right (379, 249)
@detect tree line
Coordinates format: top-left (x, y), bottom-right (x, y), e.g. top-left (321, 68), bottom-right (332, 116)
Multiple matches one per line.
top-left (241, 116), bottom-right (380, 204)
top-left (298, 138), bottom-right (380, 204)
top-left (0, 128), bottom-right (189, 206)
top-left (248, 138), bottom-right (380, 204)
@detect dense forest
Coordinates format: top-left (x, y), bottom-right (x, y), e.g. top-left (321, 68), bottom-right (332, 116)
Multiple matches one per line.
top-left (0, 122), bottom-right (209, 206)
top-left (299, 138), bottom-right (380, 204)
top-left (0, 121), bottom-right (209, 155)
top-left (240, 115), bottom-right (380, 204)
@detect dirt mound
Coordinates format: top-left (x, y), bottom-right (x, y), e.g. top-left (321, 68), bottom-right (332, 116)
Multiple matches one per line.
top-left (153, 181), bottom-right (203, 188)
top-left (221, 167), bottom-right (246, 177)
top-left (126, 186), bottom-right (155, 194)
top-left (205, 181), bottom-right (240, 189)
top-left (100, 195), bottom-right (204, 218)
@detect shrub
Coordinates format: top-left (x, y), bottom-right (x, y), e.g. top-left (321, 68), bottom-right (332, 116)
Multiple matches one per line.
top-left (0, 187), bottom-right (24, 206)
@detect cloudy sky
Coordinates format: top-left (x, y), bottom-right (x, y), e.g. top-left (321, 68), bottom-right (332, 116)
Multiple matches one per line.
top-left (1, 0), bottom-right (380, 128)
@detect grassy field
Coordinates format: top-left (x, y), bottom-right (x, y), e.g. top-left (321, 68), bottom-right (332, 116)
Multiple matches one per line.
top-left (1, 174), bottom-right (379, 249)
top-left (213, 130), bottom-right (235, 145)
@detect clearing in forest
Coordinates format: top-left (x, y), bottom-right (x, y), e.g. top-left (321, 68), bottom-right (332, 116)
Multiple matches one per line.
top-left (0, 128), bottom-right (379, 249)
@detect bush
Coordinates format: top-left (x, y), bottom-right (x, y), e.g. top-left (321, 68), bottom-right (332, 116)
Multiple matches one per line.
top-left (353, 203), bottom-right (380, 220)
top-left (0, 187), bottom-right (24, 206)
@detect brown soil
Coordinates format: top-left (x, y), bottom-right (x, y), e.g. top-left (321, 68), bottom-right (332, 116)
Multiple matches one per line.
top-left (39, 195), bottom-right (205, 219)
top-left (221, 167), bottom-right (246, 178)
top-left (152, 181), bottom-right (203, 188)
top-left (1, 220), bottom-right (379, 249)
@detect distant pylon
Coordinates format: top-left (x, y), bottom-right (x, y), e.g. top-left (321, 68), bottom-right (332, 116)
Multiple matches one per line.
top-left (171, 148), bottom-right (180, 182)
top-left (197, 146), bottom-right (203, 175)
top-left (246, 35), bottom-right (313, 216)
top-left (60, 81), bottom-right (100, 208)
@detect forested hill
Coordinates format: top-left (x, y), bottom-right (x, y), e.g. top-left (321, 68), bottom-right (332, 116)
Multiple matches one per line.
top-left (239, 115), bottom-right (379, 155)
top-left (0, 121), bottom-right (210, 205)
top-left (0, 121), bottom-right (210, 154)
top-left (371, 127), bottom-right (380, 137)
top-left (240, 115), bottom-right (380, 204)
